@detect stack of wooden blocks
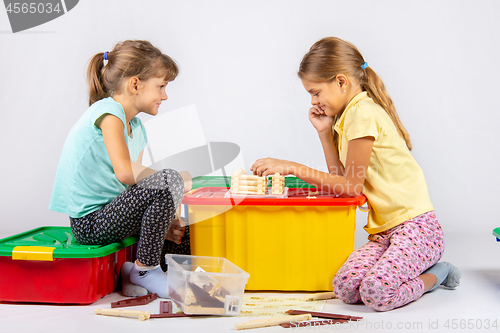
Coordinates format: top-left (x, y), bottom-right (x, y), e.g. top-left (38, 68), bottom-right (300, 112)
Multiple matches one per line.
top-left (230, 168), bottom-right (284, 195)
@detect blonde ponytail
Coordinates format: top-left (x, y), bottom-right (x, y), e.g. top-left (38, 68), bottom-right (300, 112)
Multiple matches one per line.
top-left (298, 37), bottom-right (413, 151)
top-left (362, 67), bottom-right (412, 150)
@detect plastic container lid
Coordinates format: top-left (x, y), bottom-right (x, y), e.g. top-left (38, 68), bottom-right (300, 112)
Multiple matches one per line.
top-left (192, 176), bottom-right (231, 189)
top-left (0, 226), bottom-right (138, 258)
top-left (182, 187), bottom-right (367, 207)
top-left (191, 176), bottom-right (316, 189)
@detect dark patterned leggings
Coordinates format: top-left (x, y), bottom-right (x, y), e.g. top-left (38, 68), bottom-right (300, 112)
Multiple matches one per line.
top-left (70, 169), bottom-right (184, 266)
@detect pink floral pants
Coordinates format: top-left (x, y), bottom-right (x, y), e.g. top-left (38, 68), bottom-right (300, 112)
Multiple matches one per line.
top-left (332, 211), bottom-right (444, 312)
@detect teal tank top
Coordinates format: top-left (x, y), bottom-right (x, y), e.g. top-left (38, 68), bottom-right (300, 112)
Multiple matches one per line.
top-left (49, 98), bottom-right (147, 218)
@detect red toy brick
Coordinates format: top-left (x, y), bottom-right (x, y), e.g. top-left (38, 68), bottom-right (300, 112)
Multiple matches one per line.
top-left (111, 293), bottom-right (158, 308)
top-left (150, 301), bottom-right (205, 318)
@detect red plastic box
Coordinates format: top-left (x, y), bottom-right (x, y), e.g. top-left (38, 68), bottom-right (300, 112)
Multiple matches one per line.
top-left (0, 226), bottom-right (137, 304)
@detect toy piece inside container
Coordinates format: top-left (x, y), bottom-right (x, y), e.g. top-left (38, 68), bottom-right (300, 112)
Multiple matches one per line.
top-left (166, 254), bottom-right (249, 316)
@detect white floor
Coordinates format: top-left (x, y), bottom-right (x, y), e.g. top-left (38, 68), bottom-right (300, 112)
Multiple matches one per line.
top-left (1, 230), bottom-right (499, 333)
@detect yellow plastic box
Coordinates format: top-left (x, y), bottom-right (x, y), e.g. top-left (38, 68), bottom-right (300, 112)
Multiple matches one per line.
top-left (183, 187), bottom-right (366, 291)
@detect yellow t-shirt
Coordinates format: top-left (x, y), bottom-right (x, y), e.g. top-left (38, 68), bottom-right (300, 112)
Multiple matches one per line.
top-left (334, 92), bottom-right (434, 234)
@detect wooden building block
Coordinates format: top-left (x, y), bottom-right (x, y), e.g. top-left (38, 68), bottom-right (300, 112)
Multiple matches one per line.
top-left (235, 314), bottom-right (312, 330)
top-left (95, 308), bottom-right (151, 321)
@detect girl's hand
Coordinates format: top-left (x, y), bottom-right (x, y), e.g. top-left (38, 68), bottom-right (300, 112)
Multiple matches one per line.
top-left (165, 218), bottom-right (186, 244)
top-left (250, 158), bottom-right (295, 177)
top-left (179, 171), bottom-right (192, 193)
top-left (309, 105), bottom-right (335, 133)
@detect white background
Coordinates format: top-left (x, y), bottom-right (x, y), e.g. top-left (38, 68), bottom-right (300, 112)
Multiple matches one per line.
top-left (1, 2), bottom-right (500, 332)
top-left (0, 1), bottom-right (499, 248)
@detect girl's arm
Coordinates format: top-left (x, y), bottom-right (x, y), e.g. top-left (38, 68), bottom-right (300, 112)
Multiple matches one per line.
top-left (318, 129), bottom-right (344, 175)
top-left (251, 137), bottom-right (374, 197)
top-left (136, 150), bottom-right (144, 164)
top-left (100, 114), bottom-right (155, 185)
top-left (101, 116), bottom-right (193, 191)
top-left (308, 105), bottom-right (343, 175)
top-left (131, 150), bottom-right (158, 182)
top-left (131, 160), bottom-right (156, 184)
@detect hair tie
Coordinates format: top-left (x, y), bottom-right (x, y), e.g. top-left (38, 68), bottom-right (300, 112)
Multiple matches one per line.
top-left (361, 62), bottom-right (368, 70)
top-left (103, 51), bottom-right (109, 61)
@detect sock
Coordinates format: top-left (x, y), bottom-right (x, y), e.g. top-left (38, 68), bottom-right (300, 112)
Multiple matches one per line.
top-left (120, 262), bottom-right (149, 297)
top-left (134, 262), bottom-right (158, 271)
top-left (424, 262), bottom-right (461, 292)
top-left (130, 263), bottom-right (169, 298)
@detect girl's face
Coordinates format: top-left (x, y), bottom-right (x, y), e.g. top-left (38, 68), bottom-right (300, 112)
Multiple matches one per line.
top-left (301, 78), bottom-right (350, 117)
top-left (136, 77), bottom-right (169, 116)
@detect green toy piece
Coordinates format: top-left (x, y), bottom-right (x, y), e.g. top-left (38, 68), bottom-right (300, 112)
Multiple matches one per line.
top-left (493, 227), bottom-right (500, 242)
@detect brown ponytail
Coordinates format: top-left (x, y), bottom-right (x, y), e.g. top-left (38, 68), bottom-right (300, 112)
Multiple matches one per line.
top-left (86, 40), bottom-right (179, 106)
top-left (298, 37), bottom-right (412, 151)
top-left (87, 52), bottom-right (108, 106)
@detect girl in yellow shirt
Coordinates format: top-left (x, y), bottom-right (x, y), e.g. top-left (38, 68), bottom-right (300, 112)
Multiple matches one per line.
top-left (251, 37), bottom-right (460, 311)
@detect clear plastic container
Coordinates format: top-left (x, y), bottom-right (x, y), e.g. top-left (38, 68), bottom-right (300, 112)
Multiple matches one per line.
top-left (166, 254), bottom-right (250, 316)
